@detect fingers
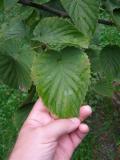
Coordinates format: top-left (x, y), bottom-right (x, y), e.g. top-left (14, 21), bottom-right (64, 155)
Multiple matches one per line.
top-left (31, 98), bottom-right (48, 114)
top-left (25, 98), bottom-right (52, 126)
top-left (70, 123), bottom-right (89, 148)
top-left (44, 118), bottom-right (80, 140)
top-left (69, 105), bottom-right (92, 150)
top-left (80, 105), bottom-right (92, 122)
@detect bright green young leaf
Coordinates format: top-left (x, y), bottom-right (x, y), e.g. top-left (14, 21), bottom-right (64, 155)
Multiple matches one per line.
top-left (32, 47), bottom-right (90, 118)
top-left (60, 0), bottom-right (99, 37)
top-left (0, 40), bottom-right (34, 89)
top-left (100, 45), bottom-right (120, 78)
top-left (33, 17), bottom-right (89, 50)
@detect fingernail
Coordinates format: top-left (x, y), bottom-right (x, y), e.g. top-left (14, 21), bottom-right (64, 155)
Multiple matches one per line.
top-left (80, 105), bottom-right (92, 114)
top-left (79, 124), bottom-right (89, 133)
top-left (70, 118), bottom-right (80, 125)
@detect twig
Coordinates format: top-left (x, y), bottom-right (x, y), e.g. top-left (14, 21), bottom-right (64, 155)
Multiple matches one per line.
top-left (18, 0), bottom-right (114, 26)
top-left (18, 0), bottom-right (69, 17)
top-left (98, 19), bottom-right (114, 26)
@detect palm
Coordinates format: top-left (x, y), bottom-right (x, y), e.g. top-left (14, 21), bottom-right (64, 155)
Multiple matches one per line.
top-left (27, 99), bottom-right (91, 160)
top-left (54, 134), bottom-right (78, 160)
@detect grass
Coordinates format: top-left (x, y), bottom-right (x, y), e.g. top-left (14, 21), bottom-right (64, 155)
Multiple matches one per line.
top-left (0, 84), bottom-right (27, 160)
top-left (0, 83), bottom-right (120, 160)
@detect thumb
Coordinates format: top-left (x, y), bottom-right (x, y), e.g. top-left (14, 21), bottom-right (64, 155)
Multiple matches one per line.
top-left (44, 118), bottom-right (80, 139)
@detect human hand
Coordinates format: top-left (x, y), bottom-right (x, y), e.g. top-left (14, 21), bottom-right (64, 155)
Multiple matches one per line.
top-left (9, 98), bottom-right (92, 160)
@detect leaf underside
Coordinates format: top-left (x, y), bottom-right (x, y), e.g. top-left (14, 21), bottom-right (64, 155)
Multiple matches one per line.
top-left (32, 47), bottom-right (90, 118)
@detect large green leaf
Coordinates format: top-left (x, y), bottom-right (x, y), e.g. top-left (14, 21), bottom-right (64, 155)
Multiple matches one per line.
top-left (0, 40), bottom-right (34, 89)
top-left (0, 18), bottom-right (26, 40)
top-left (32, 47), bottom-right (90, 118)
top-left (94, 79), bottom-right (114, 97)
top-left (100, 45), bottom-right (120, 78)
top-left (33, 17), bottom-right (89, 50)
top-left (60, 0), bottom-right (99, 37)
top-left (3, 0), bottom-right (18, 9)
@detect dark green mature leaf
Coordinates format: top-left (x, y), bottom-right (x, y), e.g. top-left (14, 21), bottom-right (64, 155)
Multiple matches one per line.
top-left (94, 79), bottom-right (114, 97)
top-left (0, 40), bottom-right (34, 89)
top-left (32, 47), bottom-right (90, 118)
top-left (13, 105), bottom-right (33, 130)
top-left (3, 0), bottom-right (18, 9)
top-left (105, 0), bottom-right (120, 29)
top-left (60, 0), bottom-right (99, 37)
top-left (33, 17), bottom-right (89, 50)
top-left (100, 45), bottom-right (120, 78)
top-left (0, 0), bottom-right (4, 10)
top-left (18, 5), bottom-right (34, 20)
top-left (86, 46), bottom-right (101, 72)
top-left (0, 19), bottom-right (26, 40)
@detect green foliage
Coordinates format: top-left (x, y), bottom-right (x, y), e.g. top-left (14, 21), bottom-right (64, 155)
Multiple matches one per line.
top-left (33, 17), bottom-right (89, 50)
top-left (103, 0), bottom-right (120, 29)
top-left (1, 0), bottom-right (18, 9)
top-left (100, 45), bottom-right (120, 78)
top-left (61, 0), bottom-right (99, 37)
top-left (72, 134), bottom-right (94, 160)
top-left (0, 0), bottom-right (119, 119)
top-left (33, 0), bottom-right (50, 3)
top-left (0, 84), bottom-right (27, 160)
top-left (0, 19), bottom-right (26, 40)
top-left (94, 78), bottom-right (114, 97)
top-left (0, 40), bottom-right (34, 89)
top-left (0, 0), bottom-right (120, 158)
top-left (86, 44), bottom-right (120, 97)
top-left (32, 47), bottom-right (90, 117)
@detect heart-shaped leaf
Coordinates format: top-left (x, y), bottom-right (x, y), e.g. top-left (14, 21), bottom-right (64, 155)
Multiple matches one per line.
top-left (32, 47), bottom-right (90, 118)
top-left (60, 0), bottom-right (99, 37)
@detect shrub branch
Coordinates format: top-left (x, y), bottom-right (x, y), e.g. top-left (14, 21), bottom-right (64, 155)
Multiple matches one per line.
top-left (18, 0), bottom-right (114, 26)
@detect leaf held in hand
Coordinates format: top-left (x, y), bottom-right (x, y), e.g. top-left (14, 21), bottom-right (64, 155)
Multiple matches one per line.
top-left (32, 47), bottom-right (90, 118)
